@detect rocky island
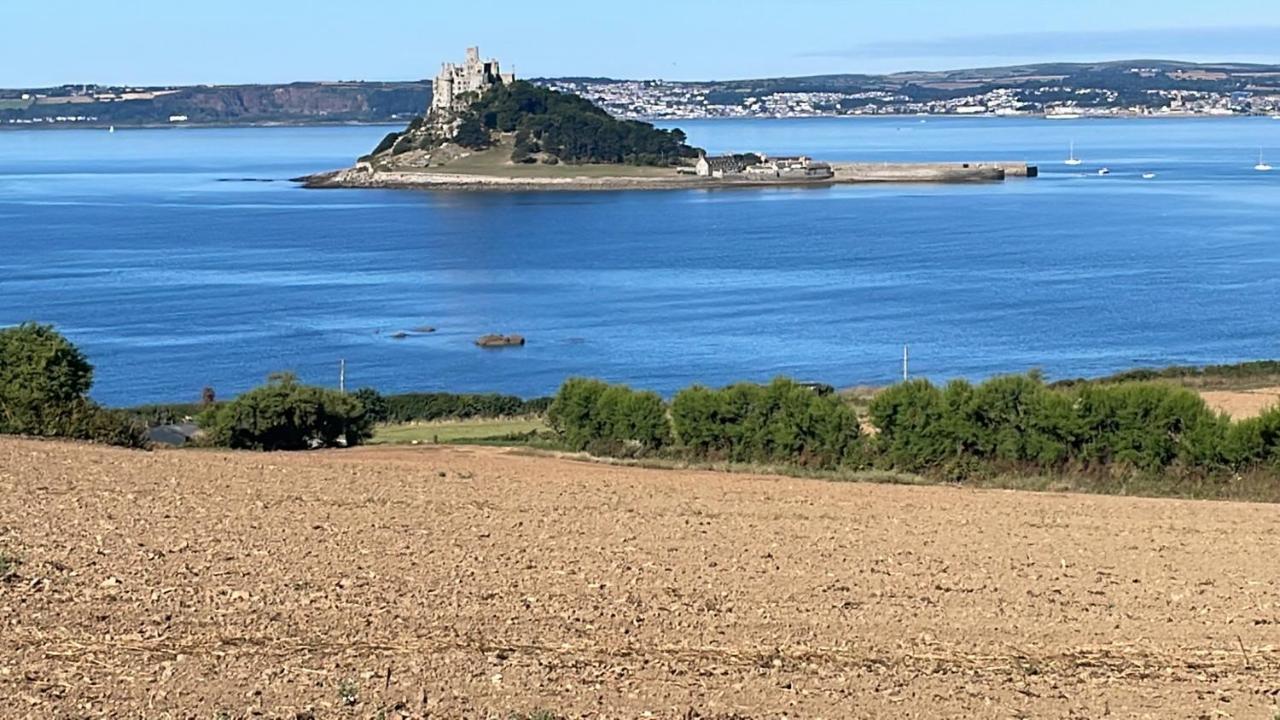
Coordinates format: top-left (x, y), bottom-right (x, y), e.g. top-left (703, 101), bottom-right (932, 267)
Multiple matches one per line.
top-left (301, 48), bottom-right (1035, 191)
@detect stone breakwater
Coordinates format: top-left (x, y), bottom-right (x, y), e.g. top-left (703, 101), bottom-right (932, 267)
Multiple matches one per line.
top-left (299, 162), bottom-right (1035, 192)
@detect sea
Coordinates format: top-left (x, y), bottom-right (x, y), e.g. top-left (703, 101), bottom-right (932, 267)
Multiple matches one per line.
top-left (2, 117), bottom-right (1279, 406)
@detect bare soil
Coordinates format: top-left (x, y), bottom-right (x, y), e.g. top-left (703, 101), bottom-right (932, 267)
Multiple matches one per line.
top-left (2, 438), bottom-right (1279, 718)
top-left (1201, 386), bottom-right (1280, 419)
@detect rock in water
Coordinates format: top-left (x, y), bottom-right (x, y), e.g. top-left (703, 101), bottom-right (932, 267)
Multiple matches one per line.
top-left (475, 334), bottom-right (525, 348)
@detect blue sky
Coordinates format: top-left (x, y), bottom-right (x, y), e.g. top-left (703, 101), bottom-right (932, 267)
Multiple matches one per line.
top-left (3, 0), bottom-right (1280, 86)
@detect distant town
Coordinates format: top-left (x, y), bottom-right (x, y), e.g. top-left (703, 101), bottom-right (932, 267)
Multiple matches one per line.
top-left (541, 61), bottom-right (1280, 119)
top-left (5, 60), bottom-right (1280, 127)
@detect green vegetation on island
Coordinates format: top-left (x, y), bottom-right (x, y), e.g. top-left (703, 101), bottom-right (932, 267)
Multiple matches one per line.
top-left (368, 80), bottom-right (700, 167)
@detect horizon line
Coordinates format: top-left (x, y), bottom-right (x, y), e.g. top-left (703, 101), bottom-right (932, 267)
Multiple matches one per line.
top-left (6, 56), bottom-right (1280, 92)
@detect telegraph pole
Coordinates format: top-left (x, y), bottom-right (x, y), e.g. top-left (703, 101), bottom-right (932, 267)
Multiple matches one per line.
top-left (902, 344), bottom-right (909, 381)
top-left (339, 359), bottom-right (346, 394)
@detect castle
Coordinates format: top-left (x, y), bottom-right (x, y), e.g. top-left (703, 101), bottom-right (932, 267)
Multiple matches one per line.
top-left (431, 47), bottom-right (514, 117)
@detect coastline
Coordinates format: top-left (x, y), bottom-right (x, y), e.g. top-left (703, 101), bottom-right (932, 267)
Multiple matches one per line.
top-left (298, 161), bottom-right (1019, 192)
top-left (5, 112), bottom-right (1277, 132)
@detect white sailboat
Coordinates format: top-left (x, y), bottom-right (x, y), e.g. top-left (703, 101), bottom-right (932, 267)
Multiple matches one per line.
top-left (1255, 150), bottom-right (1272, 172)
top-left (108, 125), bottom-right (115, 133)
top-left (1064, 141), bottom-right (1082, 166)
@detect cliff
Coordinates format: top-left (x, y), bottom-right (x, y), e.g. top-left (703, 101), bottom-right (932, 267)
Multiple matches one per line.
top-left (0, 82), bottom-right (431, 127)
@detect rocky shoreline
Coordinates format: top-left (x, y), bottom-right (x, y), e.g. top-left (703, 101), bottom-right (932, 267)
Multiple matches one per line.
top-left (298, 162), bottom-right (1022, 192)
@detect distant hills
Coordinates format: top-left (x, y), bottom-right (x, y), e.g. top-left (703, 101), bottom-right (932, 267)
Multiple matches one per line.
top-left (0, 81), bottom-right (430, 128)
top-left (5, 60), bottom-right (1280, 128)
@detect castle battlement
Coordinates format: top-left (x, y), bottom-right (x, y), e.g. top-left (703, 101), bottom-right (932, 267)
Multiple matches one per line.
top-left (431, 46), bottom-right (514, 117)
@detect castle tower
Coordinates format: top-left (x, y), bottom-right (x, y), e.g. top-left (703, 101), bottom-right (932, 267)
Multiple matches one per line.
top-left (428, 47), bottom-right (515, 121)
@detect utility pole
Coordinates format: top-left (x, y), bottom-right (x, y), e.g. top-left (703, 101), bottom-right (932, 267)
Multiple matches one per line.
top-left (902, 344), bottom-right (909, 381)
top-left (339, 359), bottom-right (346, 394)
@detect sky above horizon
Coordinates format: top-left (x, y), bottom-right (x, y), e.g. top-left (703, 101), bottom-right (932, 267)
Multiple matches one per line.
top-left (3, 0), bottom-right (1280, 87)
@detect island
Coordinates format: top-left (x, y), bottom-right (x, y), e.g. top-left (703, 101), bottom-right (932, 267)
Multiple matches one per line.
top-left (301, 48), bottom-right (1036, 191)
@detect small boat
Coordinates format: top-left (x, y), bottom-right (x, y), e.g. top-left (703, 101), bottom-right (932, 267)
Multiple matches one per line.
top-left (1097, 167), bottom-right (1110, 176)
top-left (1064, 141), bottom-right (1082, 166)
top-left (108, 125), bottom-right (115, 133)
top-left (1046, 112), bottom-right (1082, 120)
top-left (1255, 150), bottom-right (1273, 172)
top-left (1142, 172), bottom-right (1157, 179)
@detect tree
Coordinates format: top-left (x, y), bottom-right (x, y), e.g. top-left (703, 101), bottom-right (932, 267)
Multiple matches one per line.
top-left (460, 81), bottom-right (700, 166)
top-left (198, 374), bottom-right (372, 451)
top-left (352, 387), bottom-right (388, 425)
top-left (0, 322), bottom-right (148, 448)
top-left (0, 322), bottom-right (94, 435)
top-left (453, 113), bottom-right (491, 150)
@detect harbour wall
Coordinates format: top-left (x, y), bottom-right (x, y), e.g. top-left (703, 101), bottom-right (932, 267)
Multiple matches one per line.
top-left (829, 162), bottom-right (1038, 183)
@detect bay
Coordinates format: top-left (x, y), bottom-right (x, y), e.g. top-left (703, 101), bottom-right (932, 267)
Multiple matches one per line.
top-left (1, 117), bottom-right (1278, 406)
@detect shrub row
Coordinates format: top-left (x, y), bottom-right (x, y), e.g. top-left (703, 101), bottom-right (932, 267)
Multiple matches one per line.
top-left (870, 375), bottom-right (1280, 473)
top-left (548, 377), bottom-right (861, 468)
top-left (383, 392), bottom-right (551, 424)
top-left (671, 380), bottom-right (862, 468)
top-left (549, 374), bottom-right (1280, 479)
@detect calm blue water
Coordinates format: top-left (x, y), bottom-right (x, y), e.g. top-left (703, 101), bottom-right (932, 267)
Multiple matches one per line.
top-left (2, 118), bottom-right (1279, 406)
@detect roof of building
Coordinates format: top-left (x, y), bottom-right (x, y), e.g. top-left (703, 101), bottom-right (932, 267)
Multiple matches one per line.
top-left (700, 155), bottom-right (748, 173)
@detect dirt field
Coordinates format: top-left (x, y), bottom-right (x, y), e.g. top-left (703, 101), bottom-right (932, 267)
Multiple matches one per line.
top-left (2, 438), bottom-right (1279, 719)
top-left (1201, 386), bottom-right (1280, 419)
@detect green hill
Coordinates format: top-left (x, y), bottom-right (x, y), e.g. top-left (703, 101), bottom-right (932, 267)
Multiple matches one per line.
top-left (369, 81), bottom-right (701, 167)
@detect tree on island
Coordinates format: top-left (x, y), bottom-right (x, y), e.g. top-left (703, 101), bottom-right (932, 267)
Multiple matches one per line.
top-left (373, 80), bottom-right (701, 167)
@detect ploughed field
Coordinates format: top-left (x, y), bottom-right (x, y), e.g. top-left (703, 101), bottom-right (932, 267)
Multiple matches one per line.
top-left (2, 439), bottom-right (1279, 718)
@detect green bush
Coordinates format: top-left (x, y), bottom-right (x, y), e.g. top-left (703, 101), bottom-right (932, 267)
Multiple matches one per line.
top-left (352, 387), bottom-right (389, 425)
top-left (1222, 405), bottom-right (1280, 469)
top-left (868, 379), bottom-right (950, 470)
top-left (964, 374), bottom-right (1076, 465)
top-left (198, 373), bottom-right (371, 451)
top-left (0, 322), bottom-right (149, 449)
top-left (383, 392), bottom-right (548, 424)
top-left (64, 402), bottom-right (151, 450)
top-left (595, 385), bottom-right (671, 452)
top-left (547, 378), bottom-right (611, 451)
top-left (120, 402), bottom-right (208, 427)
top-left (0, 322), bottom-right (94, 435)
top-left (671, 379), bottom-right (860, 468)
top-left (548, 379), bottom-right (672, 455)
top-left (871, 374), bottom-right (1231, 475)
top-left (1074, 383), bottom-right (1226, 471)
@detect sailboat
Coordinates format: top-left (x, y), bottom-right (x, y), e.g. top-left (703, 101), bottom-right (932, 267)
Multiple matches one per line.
top-left (108, 125), bottom-right (115, 133)
top-left (1064, 141), bottom-right (1082, 166)
top-left (1255, 150), bottom-right (1272, 172)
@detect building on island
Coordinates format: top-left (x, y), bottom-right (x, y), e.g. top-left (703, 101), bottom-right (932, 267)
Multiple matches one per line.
top-left (431, 47), bottom-right (515, 117)
top-left (744, 155), bottom-right (834, 181)
top-left (694, 154), bottom-right (750, 178)
top-left (696, 153), bottom-right (834, 181)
